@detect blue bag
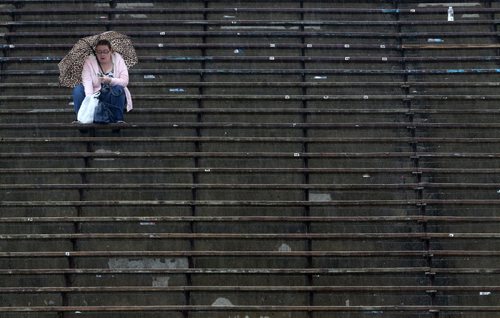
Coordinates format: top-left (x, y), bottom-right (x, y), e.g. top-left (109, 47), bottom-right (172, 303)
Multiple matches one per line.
top-left (94, 84), bottom-right (125, 123)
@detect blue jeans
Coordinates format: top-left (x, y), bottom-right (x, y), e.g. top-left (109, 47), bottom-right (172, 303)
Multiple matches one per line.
top-left (72, 84), bottom-right (126, 116)
top-left (72, 84), bottom-right (85, 114)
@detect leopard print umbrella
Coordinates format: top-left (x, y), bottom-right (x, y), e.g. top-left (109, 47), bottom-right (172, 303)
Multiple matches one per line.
top-left (58, 31), bottom-right (138, 87)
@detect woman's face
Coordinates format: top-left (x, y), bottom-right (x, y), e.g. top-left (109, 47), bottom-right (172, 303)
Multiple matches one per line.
top-left (95, 45), bottom-right (112, 64)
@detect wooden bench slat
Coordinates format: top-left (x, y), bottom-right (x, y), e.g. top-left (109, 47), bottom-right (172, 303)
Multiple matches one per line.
top-left (3, 122), bottom-right (500, 130)
top-left (2, 182), bottom-right (498, 190)
top-left (0, 81), bottom-right (500, 88)
top-left (3, 136), bottom-right (500, 143)
top-left (0, 232), bottom-right (498, 240)
top-left (1, 167), bottom-right (497, 174)
top-left (3, 68), bottom-right (500, 76)
top-left (2, 18), bottom-right (500, 27)
top-left (3, 55), bottom-right (500, 63)
top-left (0, 266), bottom-right (432, 275)
top-left (0, 250), bottom-right (498, 257)
top-left (2, 199), bottom-right (500, 207)
top-left (2, 7), bottom-right (500, 14)
top-left (0, 304), bottom-right (498, 313)
top-left (0, 215), bottom-right (498, 223)
top-left (1, 151), bottom-right (500, 159)
top-left (0, 285), bottom-right (499, 293)
top-left (4, 42), bottom-right (500, 51)
top-left (0, 267), bottom-right (497, 275)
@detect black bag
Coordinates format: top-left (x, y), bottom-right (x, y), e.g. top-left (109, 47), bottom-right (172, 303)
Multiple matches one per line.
top-left (93, 84), bottom-right (125, 123)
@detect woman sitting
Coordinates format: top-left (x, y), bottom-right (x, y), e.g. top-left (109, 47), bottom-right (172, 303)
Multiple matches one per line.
top-left (72, 39), bottom-right (133, 123)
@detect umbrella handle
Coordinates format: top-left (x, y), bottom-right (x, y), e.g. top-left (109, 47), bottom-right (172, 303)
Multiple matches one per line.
top-left (81, 39), bottom-right (105, 74)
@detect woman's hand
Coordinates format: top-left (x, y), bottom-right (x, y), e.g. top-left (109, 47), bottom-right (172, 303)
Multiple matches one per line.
top-left (99, 75), bottom-right (112, 85)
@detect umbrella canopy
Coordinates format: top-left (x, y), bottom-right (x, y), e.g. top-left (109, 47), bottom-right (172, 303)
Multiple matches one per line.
top-left (58, 31), bottom-right (138, 87)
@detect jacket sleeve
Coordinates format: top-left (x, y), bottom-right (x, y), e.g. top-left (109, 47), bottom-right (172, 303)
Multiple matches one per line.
top-left (110, 53), bottom-right (129, 87)
top-left (81, 57), bottom-right (97, 96)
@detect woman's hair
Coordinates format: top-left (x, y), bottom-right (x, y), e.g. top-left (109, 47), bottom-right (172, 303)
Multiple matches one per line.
top-left (95, 39), bottom-right (112, 51)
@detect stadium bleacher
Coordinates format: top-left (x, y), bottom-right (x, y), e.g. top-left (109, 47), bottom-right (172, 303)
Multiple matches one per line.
top-left (0, 0), bottom-right (500, 317)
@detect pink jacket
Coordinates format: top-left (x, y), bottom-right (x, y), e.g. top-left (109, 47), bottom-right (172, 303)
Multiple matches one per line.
top-left (82, 52), bottom-right (133, 112)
